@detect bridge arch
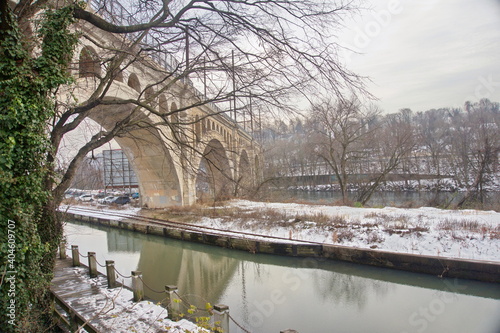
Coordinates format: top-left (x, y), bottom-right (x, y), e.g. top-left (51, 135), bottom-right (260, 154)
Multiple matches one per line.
top-left (237, 150), bottom-right (252, 195)
top-left (127, 73), bottom-right (141, 92)
top-left (68, 24), bottom-right (261, 207)
top-left (144, 86), bottom-right (156, 107)
top-left (79, 46), bottom-right (100, 78)
top-left (113, 69), bottom-right (124, 83)
top-left (195, 139), bottom-right (233, 202)
top-left (159, 95), bottom-right (168, 114)
top-left (170, 102), bottom-right (179, 123)
top-left (72, 78), bottom-right (184, 208)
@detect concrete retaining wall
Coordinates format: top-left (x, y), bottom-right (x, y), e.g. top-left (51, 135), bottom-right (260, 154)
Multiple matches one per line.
top-left (65, 213), bottom-right (500, 283)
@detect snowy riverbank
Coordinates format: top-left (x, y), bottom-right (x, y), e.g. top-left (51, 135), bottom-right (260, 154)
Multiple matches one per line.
top-left (194, 200), bottom-right (500, 262)
top-left (62, 200), bottom-right (500, 262)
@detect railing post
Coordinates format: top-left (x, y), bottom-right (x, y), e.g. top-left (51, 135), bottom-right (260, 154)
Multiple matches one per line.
top-left (212, 304), bottom-right (229, 333)
top-left (106, 260), bottom-right (116, 288)
top-left (71, 245), bottom-right (80, 267)
top-left (165, 285), bottom-right (181, 320)
top-left (88, 252), bottom-right (97, 278)
top-left (131, 271), bottom-right (143, 302)
top-left (59, 240), bottom-right (67, 259)
top-left (69, 309), bottom-right (78, 332)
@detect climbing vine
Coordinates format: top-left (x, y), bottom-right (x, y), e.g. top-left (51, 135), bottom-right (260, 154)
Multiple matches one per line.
top-left (0, 5), bottom-right (78, 332)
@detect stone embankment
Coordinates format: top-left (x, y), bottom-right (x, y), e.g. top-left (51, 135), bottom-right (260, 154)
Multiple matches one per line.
top-left (64, 211), bottom-right (500, 283)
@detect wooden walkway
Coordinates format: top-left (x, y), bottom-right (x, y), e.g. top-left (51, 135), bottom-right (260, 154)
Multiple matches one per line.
top-left (51, 258), bottom-right (103, 332)
top-left (50, 258), bottom-right (197, 333)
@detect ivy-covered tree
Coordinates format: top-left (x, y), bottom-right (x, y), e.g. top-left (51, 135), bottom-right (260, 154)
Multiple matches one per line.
top-left (0, 3), bottom-right (78, 331)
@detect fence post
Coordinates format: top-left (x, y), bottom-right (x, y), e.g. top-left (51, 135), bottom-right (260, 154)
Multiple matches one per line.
top-left (106, 260), bottom-right (116, 288)
top-left (59, 240), bottom-right (67, 259)
top-left (212, 304), bottom-right (229, 333)
top-left (131, 271), bottom-right (143, 302)
top-left (69, 309), bottom-right (78, 332)
top-left (88, 252), bottom-right (97, 278)
top-left (71, 245), bottom-right (80, 267)
top-left (165, 285), bottom-right (181, 320)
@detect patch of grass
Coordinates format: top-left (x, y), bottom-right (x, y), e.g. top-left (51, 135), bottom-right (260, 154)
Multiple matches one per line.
top-left (361, 222), bottom-right (379, 228)
top-left (364, 212), bottom-right (388, 219)
top-left (438, 218), bottom-right (482, 232)
top-left (491, 226), bottom-right (500, 240)
top-left (367, 231), bottom-right (384, 243)
top-left (332, 229), bottom-right (355, 243)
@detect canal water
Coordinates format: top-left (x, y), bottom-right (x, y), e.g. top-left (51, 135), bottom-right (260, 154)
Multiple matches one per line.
top-left (64, 221), bottom-right (500, 333)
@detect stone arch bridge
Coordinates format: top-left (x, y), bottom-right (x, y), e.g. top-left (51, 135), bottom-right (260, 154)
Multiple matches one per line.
top-left (64, 1), bottom-right (262, 208)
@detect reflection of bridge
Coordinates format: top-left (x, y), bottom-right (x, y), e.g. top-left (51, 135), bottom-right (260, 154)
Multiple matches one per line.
top-left (136, 239), bottom-right (238, 306)
top-left (65, 0), bottom-right (261, 208)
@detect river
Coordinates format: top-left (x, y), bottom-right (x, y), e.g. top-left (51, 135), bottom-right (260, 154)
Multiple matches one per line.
top-left (268, 190), bottom-right (500, 209)
top-left (64, 221), bottom-right (500, 333)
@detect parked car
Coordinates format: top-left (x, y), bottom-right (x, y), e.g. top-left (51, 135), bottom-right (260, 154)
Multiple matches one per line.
top-left (94, 192), bottom-right (107, 199)
top-left (98, 196), bottom-right (115, 204)
top-left (77, 194), bottom-right (93, 202)
top-left (110, 196), bottom-right (130, 205)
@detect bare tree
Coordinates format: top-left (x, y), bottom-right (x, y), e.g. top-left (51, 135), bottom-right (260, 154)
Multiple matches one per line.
top-left (1, 0), bottom-right (369, 330)
top-left (452, 99), bottom-right (500, 206)
top-left (12, 0), bottom-right (366, 206)
top-left (310, 98), bottom-right (379, 204)
top-left (355, 109), bottom-right (415, 205)
top-left (414, 109), bottom-right (450, 179)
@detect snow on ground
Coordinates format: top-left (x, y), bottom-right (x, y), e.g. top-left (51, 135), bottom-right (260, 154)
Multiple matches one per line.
top-left (59, 266), bottom-right (206, 333)
top-left (59, 204), bottom-right (142, 219)
top-left (195, 200), bottom-right (500, 262)
top-left (61, 200), bottom-right (500, 262)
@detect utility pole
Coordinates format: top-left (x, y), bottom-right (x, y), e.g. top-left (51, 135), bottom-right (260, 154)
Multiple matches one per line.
top-left (185, 27), bottom-right (190, 71)
top-left (203, 56), bottom-right (207, 97)
top-left (249, 94), bottom-right (254, 133)
top-left (232, 50), bottom-right (236, 122)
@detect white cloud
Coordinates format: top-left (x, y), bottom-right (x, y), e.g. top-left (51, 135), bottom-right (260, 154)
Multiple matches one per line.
top-left (340, 0), bottom-right (500, 112)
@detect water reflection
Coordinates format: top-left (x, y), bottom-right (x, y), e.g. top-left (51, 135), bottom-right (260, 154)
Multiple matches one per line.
top-left (64, 221), bottom-right (500, 333)
top-left (137, 241), bottom-right (239, 304)
top-left (107, 231), bottom-right (142, 252)
top-left (312, 272), bottom-right (391, 310)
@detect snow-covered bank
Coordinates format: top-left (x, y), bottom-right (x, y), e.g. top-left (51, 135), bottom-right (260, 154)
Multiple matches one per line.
top-left (61, 200), bottom-right (500, 262)
top-left (59, 204), bottom-right (142, 219)
top-left (195, 200), bottom-right (500, 262)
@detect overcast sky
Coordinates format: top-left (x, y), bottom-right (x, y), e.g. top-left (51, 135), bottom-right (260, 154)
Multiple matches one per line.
top-left (339, 0), bottom-right (500, 113)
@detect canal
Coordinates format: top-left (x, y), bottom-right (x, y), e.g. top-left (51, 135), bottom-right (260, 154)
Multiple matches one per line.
top-left (64, 220), bottom-right (500, 333)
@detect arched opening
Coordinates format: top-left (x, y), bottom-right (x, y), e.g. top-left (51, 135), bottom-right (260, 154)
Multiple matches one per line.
top-left (127, 73), bottom-right (141, 92)
top-left (196, 139), bottom-right (233, 203)
top-left (159, 95), bottom-right (168, 114)
top-left (237, 150), bottom-right (251, 196)
top-left (79, 46), bottom-right (100, 78)
top-left (202, 118), bottom-right (207, 134)
top-left (89, 102), bottom-right (182, 208)
top-left (112, 68), bottom-right (124, 82)
top-left (170, 102), bottom-right (179, 123)
top-left (144, 87), bottom-right (156, 107)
